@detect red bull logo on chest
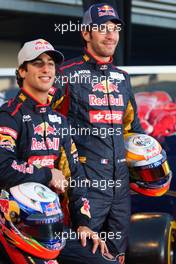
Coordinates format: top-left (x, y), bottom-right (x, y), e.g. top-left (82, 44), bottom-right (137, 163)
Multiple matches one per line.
top-left (90, 81), bottom-right (124, 106)
top-left (34, 122), bottom-right (56, 136)
top-left (92, 80), bottom-right (119, 93)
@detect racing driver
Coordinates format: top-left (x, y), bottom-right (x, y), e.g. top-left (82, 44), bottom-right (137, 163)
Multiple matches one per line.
top-left (52, 3), bottom-right (144, 264)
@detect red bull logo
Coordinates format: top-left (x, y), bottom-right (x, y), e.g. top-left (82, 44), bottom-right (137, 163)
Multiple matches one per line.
top-left (34, 123), bottom-right (44, 136)
top-left (31, 138), bottom-right (59, 151)
top-left (45, 202), bottom-right (60, 217)
top-left (34, 122), bottom-right (55, 136)
top-left (45, 202), bottom-right (57, 210)
top-left (98, 5), bottom-right (116, 17)
top-left (92, 80), bottom-right (119, 94)
top-left (34, 39), bottom-right (52, 51)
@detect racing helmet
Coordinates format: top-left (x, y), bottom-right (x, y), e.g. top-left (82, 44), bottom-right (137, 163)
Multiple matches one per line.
top-left (0, 182), bottom-right (64, 260)
top-left (124, 133), bottom-right (172, 196)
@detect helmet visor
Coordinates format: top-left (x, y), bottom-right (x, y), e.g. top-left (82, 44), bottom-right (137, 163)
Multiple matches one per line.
top-left (129, 160), bottom-right (170, 183)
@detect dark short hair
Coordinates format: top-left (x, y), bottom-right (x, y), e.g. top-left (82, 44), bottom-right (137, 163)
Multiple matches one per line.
top-left (16, 62), bottom-right (28, 88)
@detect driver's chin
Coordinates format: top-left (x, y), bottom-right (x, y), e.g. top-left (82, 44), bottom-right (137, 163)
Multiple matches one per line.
top-left (36, 86), bottom-right (50, 93)
top-left (101, 50), bottom-right (115, 57)
top-left (100, 46), bottom-right (116, 57)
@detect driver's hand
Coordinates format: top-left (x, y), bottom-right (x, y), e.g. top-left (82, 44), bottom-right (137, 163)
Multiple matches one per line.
top-left (77, 226), bottom-right (109, 255)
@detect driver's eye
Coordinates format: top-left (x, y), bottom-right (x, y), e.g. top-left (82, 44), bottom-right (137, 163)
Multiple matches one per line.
top-left (30, 60), bottom-right (55, 68)
top-left (98, 25), bottom-right (107, 33)
top-left (31, 61), bottom-right (43, 67)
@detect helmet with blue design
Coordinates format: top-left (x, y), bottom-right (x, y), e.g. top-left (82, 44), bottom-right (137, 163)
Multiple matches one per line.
top-left (0, 182), bottom-right (64, 261)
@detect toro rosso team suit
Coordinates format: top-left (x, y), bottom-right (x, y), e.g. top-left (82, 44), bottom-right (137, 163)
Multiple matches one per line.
top-left (0, 88), bottom-right (91, 240)
top-left (52, 49), bottom-right (143, 258)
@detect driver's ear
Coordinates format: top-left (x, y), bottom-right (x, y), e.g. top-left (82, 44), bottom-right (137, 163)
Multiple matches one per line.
top-left (18, 67), bottom-right (27, 79)
top-left (81, 31), bottom-right (92, 43)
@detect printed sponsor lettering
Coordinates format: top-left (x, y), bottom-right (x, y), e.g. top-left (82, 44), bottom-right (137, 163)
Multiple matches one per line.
top-left (89, 110), bottom-right (123, 124)
top-left (39, 107), bottom-right (46, 113)
top-left (110, 72), bottom-right (125, 80)
top-left (11, 160), bottom-right (34, 174)
top-left (31, 138), bottom-right (59, 151)
top-left (100, 65), bottom-right (108, 70)
top-left (89, 94), bottom-right (124, 106)
top-left (73, 70), bottom-right (91, 77)
top-left (22, 115), bottom-right (32, 122)
top-left (0, 127), bottom-right (17, 139)
top-left (28, 155), bottom-right (57, 169)
top-left (48, 114), bottom-right (61, 123)
top-left (144, 147), bottom-right (161, 160)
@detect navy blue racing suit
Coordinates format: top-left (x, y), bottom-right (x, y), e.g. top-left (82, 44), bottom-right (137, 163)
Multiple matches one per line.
top-left (0, 88), bottom-right (92, 263)
top-left (52, 49), bottom-right (143, 258)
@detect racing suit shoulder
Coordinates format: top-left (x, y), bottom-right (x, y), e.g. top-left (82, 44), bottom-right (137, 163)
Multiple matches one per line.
top-left (113, 65), bottom-right (129, 75)
top-left (59, 55), bottom-right (85, 72)
top-left (120, 69), bottom-right (144, 134)
top-left (0, 98), bottom-right (20, 115)
top-left (0, 97), bottom-right (52, 190)
top-left (53, 56), bottom-right (85, 115)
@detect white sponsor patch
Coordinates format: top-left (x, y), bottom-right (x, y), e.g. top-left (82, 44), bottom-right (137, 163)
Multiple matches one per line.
top-left (23, 115), bottom-right (32, 122)
top-left (48, 114), bottom-right (61, 123)
top-left (110, 72), bottom-right (125, 80)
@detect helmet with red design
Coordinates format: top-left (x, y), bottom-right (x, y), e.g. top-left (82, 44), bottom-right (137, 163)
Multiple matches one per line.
top-left (124, 133), bottom-right (172, 196)
top-left (0, 182), bottom-right (64, 263)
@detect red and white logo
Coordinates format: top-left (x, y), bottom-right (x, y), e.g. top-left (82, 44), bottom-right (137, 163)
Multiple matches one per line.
top-left (11, 160), bottom-right (34, 174)
top-left (48, 86), bottom-right (57, 96)
top-left (89, 110), bottom-right (123, 124)
top-left (92, 80), bottom-right (119, 94)
top-left (0, 127), bottom-right (18, 139)
top-left (31, 138), bottom-right (59, 151)
top-left (98, 5), bottom-right (116, 17)
top-left (34, 39), bottom-right (52, 51)
top-left (33, 122), bottom-right (55, 137)
top-left (89, 94), bottom-right (124, 106)
top-left (28, 155), bottom-right (57, 169)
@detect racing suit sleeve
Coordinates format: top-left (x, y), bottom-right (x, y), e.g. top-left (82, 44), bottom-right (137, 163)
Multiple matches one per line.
top-left (123, 73), bottom-right (144, 134)
top-left (58, 118), bottom-right (91, 229)
top-left (0, 112), bottom-right (52, 190)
